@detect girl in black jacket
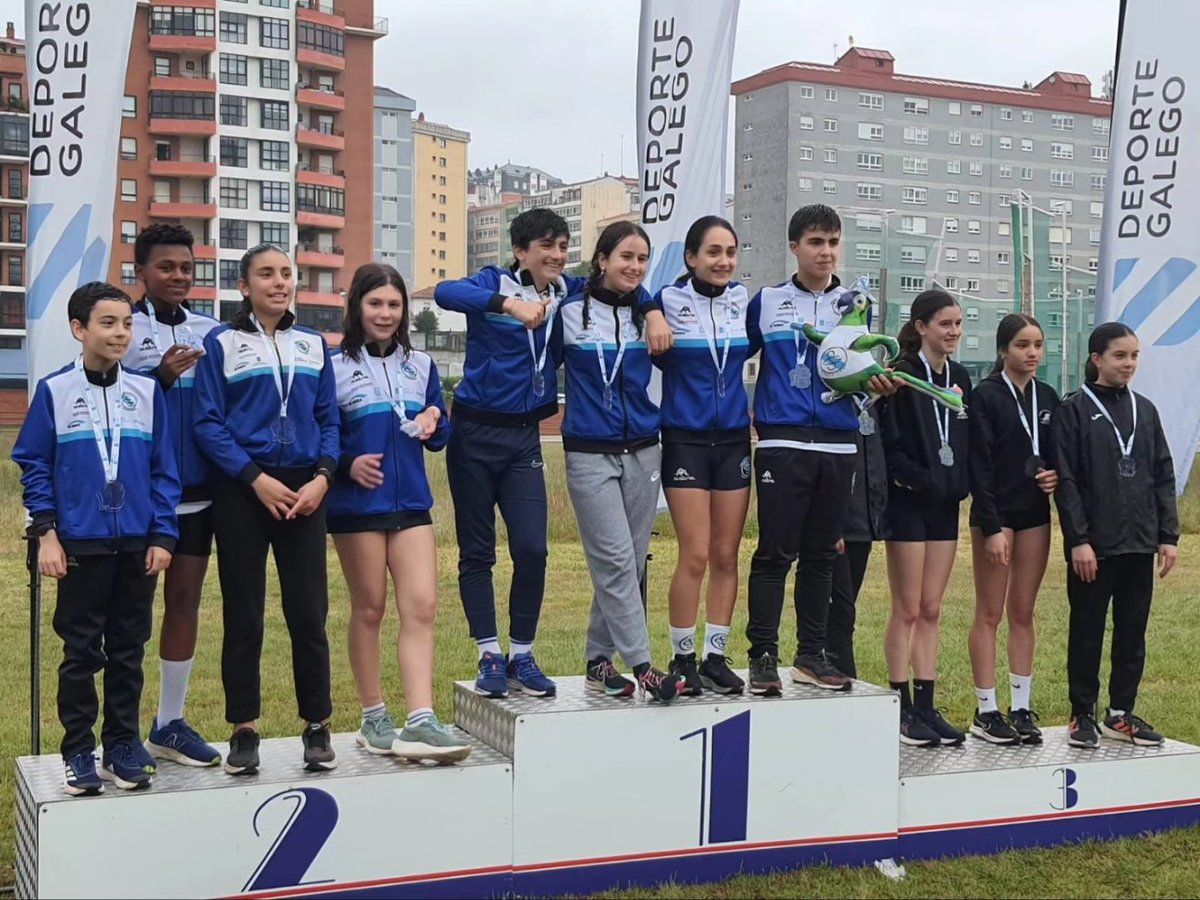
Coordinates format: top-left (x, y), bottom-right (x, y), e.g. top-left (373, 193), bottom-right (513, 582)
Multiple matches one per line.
top-left (967, 314), bottom-right (1060, 746)
top-left (1052, 322), bottom-right (1179, 750)
top-left (881, 289), bottom-right (972, 747)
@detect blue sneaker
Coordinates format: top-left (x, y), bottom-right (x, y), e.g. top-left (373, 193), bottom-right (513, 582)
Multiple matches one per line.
top-left (100, 741), bottom-right (153, 791)
top-left (475, 651), bottom-right (509, 698)
top-left (147, 718), bottom-right (221, 767)
top-left (507, 652), bottom-right (556, 698)
top-left (63, 751), bottom-right (103, 796)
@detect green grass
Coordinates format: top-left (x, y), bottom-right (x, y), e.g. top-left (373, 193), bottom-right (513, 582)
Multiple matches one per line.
top-left (1, 431), bottom-right (1199, 896)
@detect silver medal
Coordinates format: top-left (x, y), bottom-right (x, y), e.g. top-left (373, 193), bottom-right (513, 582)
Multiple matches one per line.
top-left (789, 365), bottom-right (812, 389)
top-left (859, 409), bottom-right (875, 436)
top-left (938, 443), bottom-right (955, 467)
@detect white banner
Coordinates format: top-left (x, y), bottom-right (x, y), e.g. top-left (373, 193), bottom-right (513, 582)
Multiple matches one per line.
top-left (1096, 0), bottom-right (1200, 494)
top-left (24, 0), bottom-right (137, 394)
top-left (636, 0), bottom-right (739, 295)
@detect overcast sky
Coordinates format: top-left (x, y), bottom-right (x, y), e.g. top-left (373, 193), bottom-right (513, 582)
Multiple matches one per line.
top-left (0, 0), bottom-right (1120, 183)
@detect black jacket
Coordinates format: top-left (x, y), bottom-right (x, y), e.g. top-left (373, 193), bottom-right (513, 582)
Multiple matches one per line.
top-left (969, 373), bottom-right (1060, 536)
top-left (1051, 382), bottom-right (1180, 559)
top-left (881, 353), bottom-right (972, 505)
top-left (843, 405), bottom-right (889, 542)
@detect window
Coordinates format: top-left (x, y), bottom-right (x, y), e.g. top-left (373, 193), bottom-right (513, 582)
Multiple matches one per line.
top-left (997, 280), bottom-right (1011, 293)
top-left (150, 6), bottom-right (215, 36)
top-left (220, 136), bottom-right (247, 167)
top-left (1050, 199), bottom-right (1073, 215)
top-left (1022, 110), bottom-right (1034, 123)
top-left (799, 115), bottom-right (814, 130)
top-left (859, 91), bottom-right (884, 109)
top-left (999, 164), bottom-right (1012, 178)
top-left (799, 85), bottom-right (814, 99)
top-left (1089, 227), bottom-right (1102, 245)
top-left (903, 97), bottom-right (929, 115)
top-left (220, 95), bottom-right (247, 126)
top-left (1092, 146), bottom-right (1109, 161)
top-left (857, 151), bottom-right (882, 170)
top-left (798, 146), bottom-right (814, 161)
top-left (948, 129), bottom-right (961, 145)
top-left (1090, 201), bottom-right (1104, 218)
top-left (902, 156), bottom-right (929, 175)
top-left (1093, 117), bottom-right (1111, 134)
top-left (969, 161), bottom-right (983, 176)
top-left (1052, 113), bottom-right (1074, 131)
top-left (999, 136), bottom-right (1012, 150)
top-left (219, 260), bottom-right (240, 289)
top-left (122, 95), bottom-right (137, 118)
top-left (945, 248), bottom-right (959, 262)
top-left (970, 104), bottom-right (983, 118)
top-left (1091, 173), bottom-right (1107, 191)
top-left (965, 307), bottom-right (980, 321)
top-left (967, 249), bottom-right (981, 263)
top-left (219, 53), bottom-right (247, 85)
top-left (1051, 142), bottom-right (1074, 159)
top-left (1020, 166), bottom-right (1033, 181)
top-left (260, 180), bottom-right (290, 212)
top-left (824, 148), bottom-right (837, 163)
top-left (965, 336), bottom-right (980, 350)
top-left (220, 219), bottom-right (248, 250)
top-left (902, 186), bottom-right (927, 205)
top-left (899, 215), bottom-right (927, 234)
top-left (822, 179), bottom-right (837, 194)
top-left (6, 254), bottom-right (21, 286)
top-left (1088, 258), bottom-right (1099, 273)
top-left (946, 189), bottom-right (960, 203)
top-left (1000, 107), bottom-right (1013, 121)
top-left (120, 179), bottom-right (137, 202)
top-left (297, 184), bottom-right (345, 216)
top-left (263, 0), bottom-right (289, 6)
top-left (903, 126), bottom-right (929, 145)
top-left (119, 221), bottom-right (137, 244)
top-left (824, 118), bottom-right (838, 133)
top-left (825, 88), bottom-right (838, 101)
top-left (944, 276), bottom-right (958, 290)
top-left (900, 275), bottom-right (925, 293)
top-left (262, 222), bottom-right (289, 246)
top-left (1050, 169), bottom-right (1074, 187)
top-left (945, 217), bottom-right (959, 233)
top-left (998, 221), bottom-right (1011, 236)
top-left (1021, 138), bottom-right (1034, 152)
top-left (966, 278), bottom-right (981, 292)
top-left (742, 123), bottom-right (753, 132)
top-left (946, 159), bottom-right (961, 174)
top-left (120, 137), bottom-right (137, 161)
top-left (219, 11), bottom-right (247, 43)
top-left (857, 182), bottom-right (882, 200)
top-left (900, 246), bottom-right (927, 264)
top-left (260, 58), bottom-right (289, 90)
top-left (856, 213), bottom-right (883, 231)
top-left (261, 100), bottom-right (288, 130)
top-left (969, 132), bottom-right (983, 147)
top-left (797, 177), bottom-right (813, 191)
top-left (260, 140), bottom-right (289, 171)
top-left (968, 191), bottom-right (981, 204)
top-left (948, 101), bottom-right (961, 115)
top-left (967, 219), bottom-right (981, 234)
top-left (120, 262), bottom-right (136, 285)
top-left (220, 177), bottom-right (248, 208)
top-left (260, 17), bottom-right (289, 49)
top-left (150, 90), bottom-right (214, 120)
top-left (999, 193), bottom-right (1012, 206)
top-left (858, 122), bottom-right (883, 141)
top-left (857, 244), bottom-right (882, 262)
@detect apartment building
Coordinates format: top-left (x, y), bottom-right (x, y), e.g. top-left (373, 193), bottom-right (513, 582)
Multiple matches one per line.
top-left (520, 175), bottom-right (639, 269)
top-left (0, 20), bottom-right (26, 396)
top-left (412, 113), bottom-right (469, 291)
top-left (374, 85), bottom-right (416, 287)
top-left (467, 192), bottom-right (522, 274)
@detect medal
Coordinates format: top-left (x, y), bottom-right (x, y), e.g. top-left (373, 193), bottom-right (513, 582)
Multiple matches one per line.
top-left (717, 372), bottom-right (726, 399)
top-left (533, 370), bottom-right (546, 398)
top-left (859, 408), bottom-right (876, 436)
top-left (1082, 385), bottom-right (1138, 481)
top-left (1118, 457), bottom-right (1137, 478)
top-left (921, 352), bottom-right (954, 470)
top-left (593, 304), bottom-right (628, 412)
top-left (525, 281), bottom-right (558, 399)
top-left (1002, 372), bottom-right (1042, 479)
top-left (272, 417), bottom-right (296, 445)
top-left (97, 480), bottom-right (127, 512)
top-left (939, 443), bottom-right (955, 467)
top-left (251, 315), bottom-right (297, 446)
top-left (75, 357), bottom-right (125, 510)
top-left (694, 289), bottom-right (733, 403)
top-left (789, 365), bottom-right (812, 389)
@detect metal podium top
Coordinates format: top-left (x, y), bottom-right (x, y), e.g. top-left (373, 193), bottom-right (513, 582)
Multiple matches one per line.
top-left (15, 728), bottom-right (508, 806)
top-left (899, 725), bottom-right (1200, 778)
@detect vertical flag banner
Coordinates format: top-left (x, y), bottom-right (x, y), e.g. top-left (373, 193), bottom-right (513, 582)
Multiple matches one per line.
top-left (24, 0), bottom-right (137, 394)
top-left (636, 0), bottom-right (740, 295)
top-left (1096, 0), bottom-right (1200, 494)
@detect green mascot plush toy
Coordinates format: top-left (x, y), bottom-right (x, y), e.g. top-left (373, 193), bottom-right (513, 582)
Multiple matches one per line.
top-left (792, 276), bottom-right (966, 413)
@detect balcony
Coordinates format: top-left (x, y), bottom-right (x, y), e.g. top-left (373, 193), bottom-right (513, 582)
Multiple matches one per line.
top-left (149, 115), bottom-right (216, 137)
top-left (148, 153), bottom-right (217, 179)
top-left (296, 163), bottom-right (345, 190)
top-left (193, 242), bottom-right (218, 260)
top-left (297, 209), bottom-right (345, 230)
top-left (148, 26), bottom-right (216, 54)
top-left (297, 0), bottom-right (344, 29)
top-left (297, 47), bottom-right (346, 73)
top-left (296, 288), bottom-right (344, 307)
top-left (296, 123), bottom-right (345, 151)
top-left (149, 71), bottom-right (216, 95)
top-left (296, 84), bottom-right (345, 112)
top-left (296, 243), bottom-right (346, 270)
top-left (149, 193), bottom-right (217, 220)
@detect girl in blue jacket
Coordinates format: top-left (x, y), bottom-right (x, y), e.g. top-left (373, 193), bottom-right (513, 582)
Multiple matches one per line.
top-left (328, 263), bottom-right (469, 763)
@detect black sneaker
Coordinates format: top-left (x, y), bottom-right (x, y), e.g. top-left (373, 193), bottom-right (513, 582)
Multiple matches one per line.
top-left (585, 657), bottom-right (635, 698)
top-left (224, 727), bottom-right (261, 776)
top-left (302, 722), bottom-right (337, 772)
top-left (900, 708), bottom-right (940, 746)
top-left (916, 707), bottom-right (966, 746)
top-left (790, 651), bottom-right (852, 692)
top-left (1068, 713), bottom-right (1100, 749)
top-left (1101, 712), bottom-right (1165, 747)
top-left (748, 653), bottom-right (782, 697)
top-left (970, 709), bottom-right (1020, 745)
top-left (669, 652), bottom-right (704, 697)
top-left (637, 666), bottom-right (682, 704)
top-left (699, 654), bottom-right (745, 695)
top-left (1009, 708), bottom-right (1043, 744)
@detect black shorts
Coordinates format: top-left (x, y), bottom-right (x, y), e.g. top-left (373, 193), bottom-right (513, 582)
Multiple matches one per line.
top-left (886, 490), bottom-right (960, 542)
top-left (662, 440), bottom-right (752, 492)
top-left (175, 506), bottom-right (214, 557)
top-left (969, 503), bottom-right (1052, 534)
top-left (327, 509), bottom-right (434, 535)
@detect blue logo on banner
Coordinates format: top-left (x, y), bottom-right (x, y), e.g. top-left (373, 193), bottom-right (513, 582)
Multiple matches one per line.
top-left (1113, 256), bottom-right (1200, 347)
top-left (1050, 767), bottom-right (1079, 811)
top-left (680, 710), bottom-right (751, 845)
top-left (243, 787), bottom-right (339, 892)
top-left (648, 240), bottom-right (685, 295)
top-left (26, 203), bottom-right (109, 321)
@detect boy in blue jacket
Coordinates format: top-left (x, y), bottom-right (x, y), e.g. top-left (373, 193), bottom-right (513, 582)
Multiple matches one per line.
top-left (13, 282), bottom-right (181, 795)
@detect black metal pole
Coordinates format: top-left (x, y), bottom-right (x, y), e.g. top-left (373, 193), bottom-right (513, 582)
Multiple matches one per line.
top-left (26, 535), bottom-right (41, 756)
top-left (1113, 0), bottom-right (1129, 90)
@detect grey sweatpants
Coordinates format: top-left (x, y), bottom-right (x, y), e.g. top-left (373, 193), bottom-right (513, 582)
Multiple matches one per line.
top-left (565, 446), bottom-right (662, 669)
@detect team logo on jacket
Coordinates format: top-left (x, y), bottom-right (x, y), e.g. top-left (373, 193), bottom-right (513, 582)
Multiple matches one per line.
top-left (66, 418), bottom-right (86, 431)
top-left (295, 339), bottom-right (311, 355)
top-left (778, 298), bottom-right (795, 312)
top-left (677, 305), bottom-right (696, 320)
top-left (72, 397), bottom-right (87, 412)
top-left (1040, 409), bottom-right (1052, 425)
top-left (350, 369), bottom-right (369, 384)
top-left (819, 347), bottom-right (848, 375)
top-left (139, 337), bottom-right (156, 352)
top-left (400, 362), bottom-right (419, 379)
top-left (120, 392), bottom-right (138, 411)
top-left (347, 392), bottom-right (368, 408)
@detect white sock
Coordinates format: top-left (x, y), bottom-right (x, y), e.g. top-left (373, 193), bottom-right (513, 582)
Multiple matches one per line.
top-left (1108, 707), bottom-right (1126, 719)
top-left (509, 639), bottom-right (533, 658)
top-left (477, 637), bottom-right (502, 659)
top-left (1010, 673), bottom-right (1033, 712)
top-left (703, 623), bottom-right (731, 660)
top-left (406, 707), bottom-right (434, 727)
top-left (362, 702), bottom-right (387, 720)
top-left (975, 686), bottom-right (999, 714)
top-left (670, 625), bottom-right (697, 657)
top-left (157, 657), bottom-right (193, 728)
